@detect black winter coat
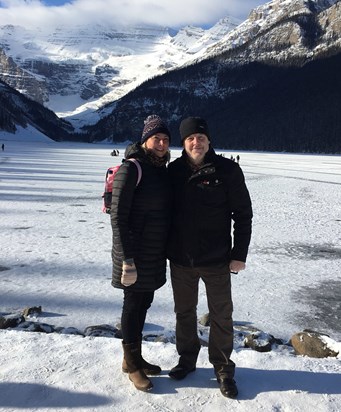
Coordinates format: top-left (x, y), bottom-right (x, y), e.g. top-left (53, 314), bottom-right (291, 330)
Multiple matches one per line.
top-left (167, 148), bottom-right (252, 267)
top-left (111, 143), bottom-right (171, 291)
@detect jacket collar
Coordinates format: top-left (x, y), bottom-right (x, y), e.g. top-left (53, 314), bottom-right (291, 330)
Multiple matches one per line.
top-left (181, 146), bottom-right (217, 169)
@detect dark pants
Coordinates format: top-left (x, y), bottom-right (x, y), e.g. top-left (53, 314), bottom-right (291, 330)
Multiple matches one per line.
top-left (121, 289), bottom-right (154, 344)
top-left (170, 262), bottom-right (235, 379)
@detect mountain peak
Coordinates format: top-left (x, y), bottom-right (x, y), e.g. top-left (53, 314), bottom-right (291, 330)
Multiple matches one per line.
top-left (0, 0), bottom-right (339, 130)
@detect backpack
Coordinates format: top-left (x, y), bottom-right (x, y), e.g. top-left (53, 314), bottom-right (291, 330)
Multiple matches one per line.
top-left (102, 158), bottom-right (142, 214)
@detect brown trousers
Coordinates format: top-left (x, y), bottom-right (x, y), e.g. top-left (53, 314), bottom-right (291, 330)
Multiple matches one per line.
top-left (170, 262), bottom-right (235, 379)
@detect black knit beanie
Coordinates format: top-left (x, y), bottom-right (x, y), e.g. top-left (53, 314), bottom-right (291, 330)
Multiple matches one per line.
top-left (141, 114), bottom-right (171, 144)
top-left (179, 117), bottom-right (210, 143)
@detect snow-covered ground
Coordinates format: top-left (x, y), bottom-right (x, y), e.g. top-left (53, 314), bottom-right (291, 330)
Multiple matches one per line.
top-left (0, 134), bottom-right (340, 411)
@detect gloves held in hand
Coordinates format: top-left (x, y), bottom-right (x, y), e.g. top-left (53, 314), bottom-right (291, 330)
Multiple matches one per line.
top-left (121, 260), bottom-right (137, 286)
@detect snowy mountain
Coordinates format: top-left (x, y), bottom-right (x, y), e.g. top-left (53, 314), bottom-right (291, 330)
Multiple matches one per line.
top-left (0, 17), bottom-right (240, 126)
top-left (0, 80), bottom-right (72, 141)
top-left (0, 0), bottom-right (340, 152)
top-left (83, 0), bottom-right (341, 153)
top-left (204, 0), bottom-right (341, 62)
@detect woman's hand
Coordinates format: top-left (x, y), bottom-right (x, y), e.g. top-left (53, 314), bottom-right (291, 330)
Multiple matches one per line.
top-left (121, 260), bottom-right (137, 286)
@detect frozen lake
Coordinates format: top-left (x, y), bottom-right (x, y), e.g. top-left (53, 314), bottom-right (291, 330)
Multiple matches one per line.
top-left (1, 139), bottom-right (341, 342)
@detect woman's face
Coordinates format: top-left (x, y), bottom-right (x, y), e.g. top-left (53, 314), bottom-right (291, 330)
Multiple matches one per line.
top-left (144, 133), bottom-right (170, 157)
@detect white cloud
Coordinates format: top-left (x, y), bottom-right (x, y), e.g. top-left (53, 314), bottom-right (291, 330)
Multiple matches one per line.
top-left (0, 0), bottom-right (266, 29)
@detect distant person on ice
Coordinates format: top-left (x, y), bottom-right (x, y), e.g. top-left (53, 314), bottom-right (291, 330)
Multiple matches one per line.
top-left (1, 144), bottom-right (4, 151)
top-left (167, 117), bottom-right (253, 399)
top-left (110, 114), bottom-right (171, 392)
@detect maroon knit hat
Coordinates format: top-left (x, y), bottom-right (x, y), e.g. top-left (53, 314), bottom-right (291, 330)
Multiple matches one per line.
top-left (141, 115), bottom-right (171, 144)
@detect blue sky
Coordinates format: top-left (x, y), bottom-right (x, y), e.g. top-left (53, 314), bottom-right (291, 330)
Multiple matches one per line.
top-left (42, 0), bottom-right (69, 4)
top-left (0, 0), bottom-right (268, 28)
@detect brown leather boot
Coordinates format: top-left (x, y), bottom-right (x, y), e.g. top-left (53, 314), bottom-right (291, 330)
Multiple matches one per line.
top-left (122, 339), bottom-right (161, 375)
top-left (122, 343), bottom-right (161, 375)
top-left (122, 342), bottom-right (153, 391)
top-left (122, 357), bottom-right (161, 375)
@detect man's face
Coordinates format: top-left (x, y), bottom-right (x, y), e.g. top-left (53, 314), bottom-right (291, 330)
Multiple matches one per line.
top-left (183, 133), bottom-right (210, 164)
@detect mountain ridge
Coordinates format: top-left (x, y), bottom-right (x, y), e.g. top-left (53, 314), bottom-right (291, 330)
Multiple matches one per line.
top-left (0, 0), bottom-right (340, 153)
top-left (0, 17), bottom-right (240, 127)
top-left (83, 0), bottom-right (341, 153)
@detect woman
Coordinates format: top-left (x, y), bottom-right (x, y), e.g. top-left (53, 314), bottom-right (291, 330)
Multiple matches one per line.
top-left (110, 115), bottom-right (171, 392)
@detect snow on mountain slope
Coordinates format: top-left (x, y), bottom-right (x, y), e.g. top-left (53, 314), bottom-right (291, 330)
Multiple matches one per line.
top-left (202, 0), bottom-right (341, 60)
top-left (0, 17), bottom-right (240, 128)
top-left (0, 0), bottom-right (339, 132)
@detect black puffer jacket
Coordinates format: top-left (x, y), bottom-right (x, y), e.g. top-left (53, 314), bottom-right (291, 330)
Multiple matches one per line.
top-left (111, 143), bottom-right (171, 291)
top-left (167, 147), bottom-right (252, 267)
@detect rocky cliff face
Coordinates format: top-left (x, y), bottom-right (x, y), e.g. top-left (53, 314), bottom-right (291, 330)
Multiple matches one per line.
top-left (0, 48), bottom-right (48, 104)
top-left (200, 0), bottom-right (340, 65)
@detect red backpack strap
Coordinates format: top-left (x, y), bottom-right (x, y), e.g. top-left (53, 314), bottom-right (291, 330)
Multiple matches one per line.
top-left (126, 158), bottom-right (142, 186)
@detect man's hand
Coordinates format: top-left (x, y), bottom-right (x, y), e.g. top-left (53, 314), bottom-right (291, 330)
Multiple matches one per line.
top-left (229, 260), bottom-right (245, 274)
top-left (121, 260), bottom-right (137, 286)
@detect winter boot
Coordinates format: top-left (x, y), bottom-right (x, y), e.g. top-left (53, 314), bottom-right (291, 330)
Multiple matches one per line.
top-left (122, 342), bottom-right (153, 391)
top-left (122, 341), bottom-right (161, 375)
top-left (217, 378), bottom-right (238, 399)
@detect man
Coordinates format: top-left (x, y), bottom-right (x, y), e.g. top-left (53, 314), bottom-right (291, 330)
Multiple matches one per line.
top-left (167, 117), bottom-right (253, 399)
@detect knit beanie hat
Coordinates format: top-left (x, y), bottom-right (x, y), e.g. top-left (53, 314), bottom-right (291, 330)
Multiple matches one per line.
top-left (179, 117), bottom-right (210, 143)
top-left (141, 114), bottom-right (171, 144)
